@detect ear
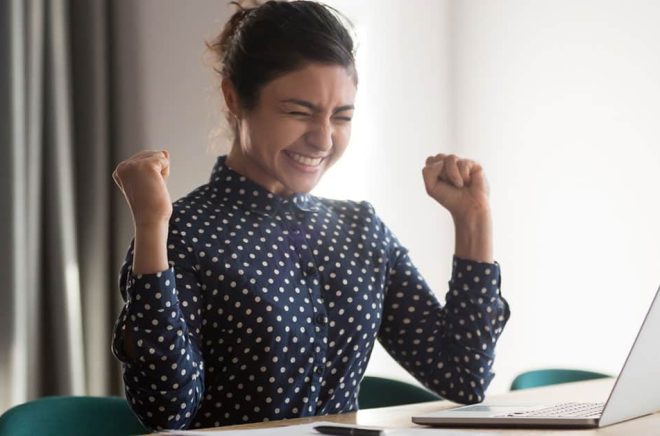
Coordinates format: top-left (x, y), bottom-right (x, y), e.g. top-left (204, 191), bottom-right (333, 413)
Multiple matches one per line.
top-left (221, 78), bottom-right (241, 118)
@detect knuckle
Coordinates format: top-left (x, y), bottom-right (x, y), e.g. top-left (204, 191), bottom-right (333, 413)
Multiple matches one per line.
top-left (115, 162), bottom-right (128, 175)
top-left (137, 158), bottom-right (156, 169)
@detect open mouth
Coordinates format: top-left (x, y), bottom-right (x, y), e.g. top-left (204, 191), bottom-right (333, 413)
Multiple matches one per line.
top-left (284, 150), bottom-right (325, 167)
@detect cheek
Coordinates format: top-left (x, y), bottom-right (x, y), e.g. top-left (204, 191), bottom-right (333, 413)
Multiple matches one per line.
top-left (324, 127), bottom-right (351, 166)
top-left (335, 126), bottom-right (352, 152)
top-left (280, 122), bottom-right (308, 145)
top-left (246, 115), bottom-right (304, 154)
top-left (257, 118), bottom-right (307, 151)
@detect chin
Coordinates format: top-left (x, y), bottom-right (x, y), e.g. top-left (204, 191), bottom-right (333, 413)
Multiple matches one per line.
top-left (288, 183), bottom-right (316, 195)
top-left (284, 176), bottom-right (321, 195)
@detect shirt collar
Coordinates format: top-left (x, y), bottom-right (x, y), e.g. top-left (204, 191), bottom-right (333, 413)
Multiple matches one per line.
top-left (208, 155), bottom-right (320, 215)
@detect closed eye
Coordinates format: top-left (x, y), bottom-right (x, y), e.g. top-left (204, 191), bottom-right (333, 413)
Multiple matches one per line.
top-left (287, 111), bottom-right (352, 122)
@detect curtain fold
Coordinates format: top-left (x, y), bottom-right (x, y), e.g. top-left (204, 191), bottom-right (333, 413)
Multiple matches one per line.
top-left (1, 0), bottom-right (122, 412)
top-left (69, 0), bottom-right (117, 397)
top-left (6, 0), bottom-right (34, 408)
top-left (24, 0), bottom-right (46, 403)
top-left (46, 0), bottom-right (87, 397)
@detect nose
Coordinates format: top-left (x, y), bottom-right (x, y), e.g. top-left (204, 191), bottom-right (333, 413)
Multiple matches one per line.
top-left (305, 117), bottom-right (334, 152)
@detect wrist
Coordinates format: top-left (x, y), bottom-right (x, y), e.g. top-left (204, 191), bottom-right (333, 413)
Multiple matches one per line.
top-left (134, 219), bottom-right (169, 235)
top-left (132, 222), bottom-right (170, 275)
top-left (453, 209), bottom-right (493, 264)
top-left (134, 214), bottom-right (170, 227)
top-left (451, 202), bottom-right (491, 227)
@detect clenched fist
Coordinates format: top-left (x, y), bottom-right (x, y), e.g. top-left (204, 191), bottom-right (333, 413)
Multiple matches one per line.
top-left (422, 153), bottom-right (490, 221)
top-left (112, 150), bottom-right (173, 227)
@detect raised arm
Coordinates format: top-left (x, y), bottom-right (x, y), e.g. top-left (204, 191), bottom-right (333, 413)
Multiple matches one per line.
top-left (377, 247), bottom-right (509, 403)
top-left (111, 151), bottom-right (205, 430)
top-left (377, 154), bottom-right (510, 403)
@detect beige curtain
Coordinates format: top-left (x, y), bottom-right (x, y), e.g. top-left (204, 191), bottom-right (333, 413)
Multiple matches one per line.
top-left (1, 0), bottom-right (126, 412)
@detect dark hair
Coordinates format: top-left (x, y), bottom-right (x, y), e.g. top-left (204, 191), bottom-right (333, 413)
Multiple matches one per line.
top-left (207, 0), bottom-right (357, 113)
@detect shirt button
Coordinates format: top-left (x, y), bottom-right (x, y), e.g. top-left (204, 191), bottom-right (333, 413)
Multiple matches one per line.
top-left (314, 366), bottom-right (323, 375)
top-left (315, 314), bottom-right (326, 324)
top-left (305, 265), bottom-right (317, 276)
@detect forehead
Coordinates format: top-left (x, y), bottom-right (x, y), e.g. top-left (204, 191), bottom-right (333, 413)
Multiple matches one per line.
top-left (261, 63), bottom-right (357, 106)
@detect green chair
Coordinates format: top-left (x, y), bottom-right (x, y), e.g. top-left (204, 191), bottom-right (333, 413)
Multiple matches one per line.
top-left (358, 376), bottom-right (441, 409)
top-left (0, 396), bottom-right (149, 436)
top-left (510, 369), bottom-right (611, 391)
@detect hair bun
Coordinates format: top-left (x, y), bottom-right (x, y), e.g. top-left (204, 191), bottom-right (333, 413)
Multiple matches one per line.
top-left (235, 0), bottom-right (265, 8)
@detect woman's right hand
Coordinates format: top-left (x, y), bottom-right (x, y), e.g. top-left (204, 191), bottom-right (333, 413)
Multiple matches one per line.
top-left (113, 150), bottom-right (173, 227)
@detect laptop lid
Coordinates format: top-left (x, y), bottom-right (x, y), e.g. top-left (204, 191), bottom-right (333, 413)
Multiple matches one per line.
top-left (598, 285), bottom-right (660, 426)
top-left (412, 285), bottom-right (660, 428)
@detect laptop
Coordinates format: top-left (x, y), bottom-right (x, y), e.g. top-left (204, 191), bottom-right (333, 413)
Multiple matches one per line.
top-left (412, 286), bottom-right (660, 429)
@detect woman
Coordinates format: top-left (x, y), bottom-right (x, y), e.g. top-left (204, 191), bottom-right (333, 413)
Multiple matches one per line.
top-left (111, 0), bottom-right (510, 431)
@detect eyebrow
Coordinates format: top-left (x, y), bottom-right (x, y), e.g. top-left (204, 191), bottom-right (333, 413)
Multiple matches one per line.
top-left (280, 98), bottom-right (355, 114)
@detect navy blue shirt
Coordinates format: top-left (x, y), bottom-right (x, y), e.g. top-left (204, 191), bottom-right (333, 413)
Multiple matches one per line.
top-left (111, 155), bottom-right (510, 431)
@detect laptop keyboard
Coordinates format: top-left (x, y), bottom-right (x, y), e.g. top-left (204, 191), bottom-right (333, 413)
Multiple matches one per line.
top-left (498, 402), bottom-right (605, 418)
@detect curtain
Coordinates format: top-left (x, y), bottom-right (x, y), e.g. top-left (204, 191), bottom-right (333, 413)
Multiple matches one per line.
top-left (0, 0), bottom-right (126, 412)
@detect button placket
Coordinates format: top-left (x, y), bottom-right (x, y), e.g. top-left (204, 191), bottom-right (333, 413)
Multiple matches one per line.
top-left (293, 223), bottom-right (328, 412)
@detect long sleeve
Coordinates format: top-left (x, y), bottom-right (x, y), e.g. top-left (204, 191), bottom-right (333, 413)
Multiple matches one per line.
top-left (109, 156), bottom-right (510, 428)
top-left (111, 220), bottom-right (205, 431)
top-left (377, 225), bottom-right (510, 404)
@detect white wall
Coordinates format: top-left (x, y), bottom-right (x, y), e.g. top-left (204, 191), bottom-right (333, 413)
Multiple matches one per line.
top-left (452, 0), bottom-right (660, 393)
top-left (113, 0), bottom-right (660, 398)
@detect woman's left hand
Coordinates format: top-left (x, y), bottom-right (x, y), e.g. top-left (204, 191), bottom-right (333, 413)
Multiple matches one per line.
top-left (422, 153), bottom-right (491, 221)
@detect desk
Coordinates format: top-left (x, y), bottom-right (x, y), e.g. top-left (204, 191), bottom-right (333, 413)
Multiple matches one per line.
top-left (154, 379), bottom-right (660, 434)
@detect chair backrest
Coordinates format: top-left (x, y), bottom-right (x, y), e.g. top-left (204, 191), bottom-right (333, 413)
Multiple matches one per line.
top-left (0, 396), bottom-right (149, 436)
top-left (358, 376), bottom-right (440, 409)
top-left (510, 368), bottom-right (611, 391)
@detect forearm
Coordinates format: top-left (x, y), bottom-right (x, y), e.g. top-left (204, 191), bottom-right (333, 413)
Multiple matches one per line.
top-left (133, 222), bottom-right (169, 274)
top-left (112, 268), bottom-right (205, 430)
top-left (453, 208), bottom-right (493, 264)
top-left (123, 376), bottom-right (203, 431)
top-left (379, 253), bottom-right (508, 404)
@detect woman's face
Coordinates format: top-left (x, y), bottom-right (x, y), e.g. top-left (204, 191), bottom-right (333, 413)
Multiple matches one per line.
top-left (226, 63), bottom-right (357, 196)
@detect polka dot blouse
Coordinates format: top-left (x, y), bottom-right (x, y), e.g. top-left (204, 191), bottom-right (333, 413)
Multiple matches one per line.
top-left (111, 155), bottom-right (510, 431)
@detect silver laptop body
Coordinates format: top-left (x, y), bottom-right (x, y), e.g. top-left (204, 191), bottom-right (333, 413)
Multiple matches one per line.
top-left (412, 285), bottom-right (660, 429)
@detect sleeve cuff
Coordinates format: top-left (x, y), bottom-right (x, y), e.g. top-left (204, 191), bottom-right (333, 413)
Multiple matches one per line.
top-left (125, 266), bottom-right (179, 310)
top-left (451, 255), bottom-right (501, 295)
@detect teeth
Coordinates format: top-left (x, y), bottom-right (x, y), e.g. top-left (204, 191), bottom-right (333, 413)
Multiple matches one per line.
top-left (288, 152), bottom-right (323, 166)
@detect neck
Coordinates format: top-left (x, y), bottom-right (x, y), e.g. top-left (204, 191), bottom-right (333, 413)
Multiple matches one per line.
top-left (225, 147), bottom-right (292, 197)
